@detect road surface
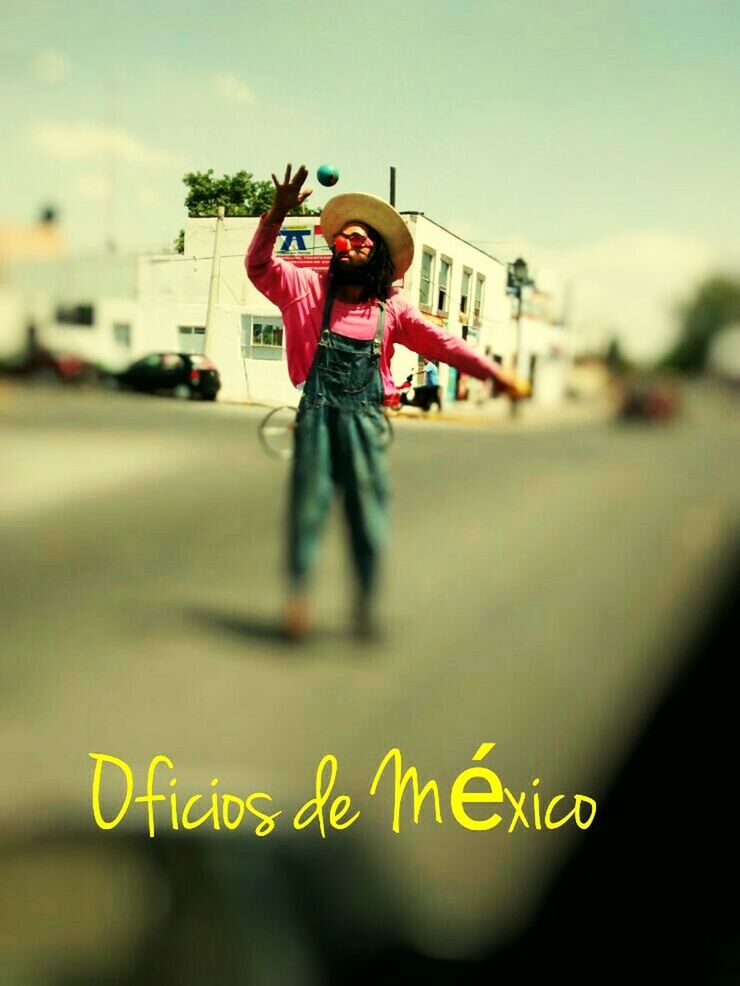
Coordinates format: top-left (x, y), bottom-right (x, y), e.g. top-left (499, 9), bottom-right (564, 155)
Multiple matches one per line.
top-left (0, 382), bottom-right (737, 977)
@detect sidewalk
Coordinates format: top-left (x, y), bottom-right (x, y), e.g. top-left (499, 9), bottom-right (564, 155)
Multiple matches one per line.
top-left (394, 394), bottom-right (614, 431)
top-left (231, 393), bottom-right (614, 431)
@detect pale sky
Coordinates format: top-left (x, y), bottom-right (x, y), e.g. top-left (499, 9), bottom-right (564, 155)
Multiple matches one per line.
top-left (2, 0), bottom-right (739, 358)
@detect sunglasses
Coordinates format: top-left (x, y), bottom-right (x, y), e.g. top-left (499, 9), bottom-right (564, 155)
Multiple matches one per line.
top-left (333, 232), bottom-right (374, 252)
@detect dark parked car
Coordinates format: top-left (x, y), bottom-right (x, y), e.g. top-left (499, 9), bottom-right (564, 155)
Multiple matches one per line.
top-left (111, 352), bottom-right (221, 401)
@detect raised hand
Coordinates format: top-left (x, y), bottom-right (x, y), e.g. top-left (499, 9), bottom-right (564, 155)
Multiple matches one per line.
top-left (266, 163), bottom-right (313, 223)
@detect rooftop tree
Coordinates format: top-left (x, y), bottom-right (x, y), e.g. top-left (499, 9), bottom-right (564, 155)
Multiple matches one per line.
top-left (174, 169), bottom-right (314, 253)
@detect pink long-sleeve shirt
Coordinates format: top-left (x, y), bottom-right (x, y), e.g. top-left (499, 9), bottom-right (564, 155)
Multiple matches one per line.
top-left (245, 216), bottom-right (503, 402)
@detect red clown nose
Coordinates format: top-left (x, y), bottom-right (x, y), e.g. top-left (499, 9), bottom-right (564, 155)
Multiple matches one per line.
top-left (334, 235), bottom-right (350, 253)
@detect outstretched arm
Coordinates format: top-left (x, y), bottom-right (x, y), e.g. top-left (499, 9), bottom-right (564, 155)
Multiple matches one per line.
top-left (395, 299), bottom-right (531, 399)
top-left (246, 163), bottom-right (317, 307)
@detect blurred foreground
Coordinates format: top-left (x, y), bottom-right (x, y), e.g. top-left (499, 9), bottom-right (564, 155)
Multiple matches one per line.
top-left (1, 381), bottom-right (738, 983)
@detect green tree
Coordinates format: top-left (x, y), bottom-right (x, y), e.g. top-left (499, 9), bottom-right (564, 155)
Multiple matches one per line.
top-left (174, 169), bottom-right (315, 253)
top-left (661, 275), bottom-right (740, 373)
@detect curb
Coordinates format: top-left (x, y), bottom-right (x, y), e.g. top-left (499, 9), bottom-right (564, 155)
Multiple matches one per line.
top-left (390, 403), bottom-right (612, 430)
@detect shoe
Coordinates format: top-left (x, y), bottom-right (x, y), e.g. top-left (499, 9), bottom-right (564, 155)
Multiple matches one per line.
top-left (283, 595), bottom-right (313, 641)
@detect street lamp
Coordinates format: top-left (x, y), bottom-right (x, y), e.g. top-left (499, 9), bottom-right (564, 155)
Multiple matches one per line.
top-left (512, 257), bottom-right (528, 288)
top-left (508, 257), bottom-right (530, 418)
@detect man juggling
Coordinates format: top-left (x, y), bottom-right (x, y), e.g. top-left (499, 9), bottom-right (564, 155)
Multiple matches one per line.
top-left (247, 163), bottom-right (530, 640)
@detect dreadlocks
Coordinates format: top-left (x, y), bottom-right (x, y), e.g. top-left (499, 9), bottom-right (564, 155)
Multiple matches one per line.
top-left (328, 224), bottom-right (396, 301)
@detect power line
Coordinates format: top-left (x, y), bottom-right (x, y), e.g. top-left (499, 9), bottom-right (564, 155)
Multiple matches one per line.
top-left (141, 250), bottom-right (332, 264)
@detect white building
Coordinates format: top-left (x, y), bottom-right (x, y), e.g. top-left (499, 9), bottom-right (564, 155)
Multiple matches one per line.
top-left (1, 212), bottom-right (572, 406)
top-left (0, 254), bottom-right (139, 364)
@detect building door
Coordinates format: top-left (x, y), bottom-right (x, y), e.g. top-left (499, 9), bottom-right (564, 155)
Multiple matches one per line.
top-left (178, 326), bottom-right (205, 354)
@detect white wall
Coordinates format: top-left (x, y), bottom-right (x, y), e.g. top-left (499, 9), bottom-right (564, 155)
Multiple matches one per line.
top-left (2, 255), bottom-right (142, 370)
top-left (242, 355), bottom-right (300, 406)
top-left (40, 298), bottom-right (140, 369)
top-left (182, 215), bottom-right (326, 313)
top-left (0, 287), bottom-right (25, 359)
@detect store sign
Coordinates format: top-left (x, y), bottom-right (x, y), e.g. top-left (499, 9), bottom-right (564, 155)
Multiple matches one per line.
top-left (274, 225), bottom-right (408, 283)
top-left (276, 224), bottom-right (331, 271)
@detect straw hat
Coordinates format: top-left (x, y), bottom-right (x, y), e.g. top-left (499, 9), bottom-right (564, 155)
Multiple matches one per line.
top-left (320, 192), bottom-right (414, 280)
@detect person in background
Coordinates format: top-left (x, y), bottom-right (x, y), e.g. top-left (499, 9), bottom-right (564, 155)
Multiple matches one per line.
top-left (424, 359), bottom-right (443, 411)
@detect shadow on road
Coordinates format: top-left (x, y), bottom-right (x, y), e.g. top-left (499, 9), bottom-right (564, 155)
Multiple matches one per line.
top-left (185, 606), bottom-right (356, 654)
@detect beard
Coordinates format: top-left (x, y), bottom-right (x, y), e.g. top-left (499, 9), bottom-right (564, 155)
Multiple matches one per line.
top-left (329, 253), bottom-right (373, 287)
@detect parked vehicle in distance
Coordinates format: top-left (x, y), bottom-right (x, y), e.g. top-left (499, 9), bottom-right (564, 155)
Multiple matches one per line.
top-left (617, 375), bottom-right (680, 423)
top-left (109, 353), bottom-right (221, 401)
top-left (0, 342), bottom-right (102, 385)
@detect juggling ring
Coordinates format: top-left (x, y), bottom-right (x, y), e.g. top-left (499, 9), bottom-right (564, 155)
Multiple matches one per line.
top-left (258, 405), bottom-right (298, 460)
top-left (258, 405), bottom-right (394, 461)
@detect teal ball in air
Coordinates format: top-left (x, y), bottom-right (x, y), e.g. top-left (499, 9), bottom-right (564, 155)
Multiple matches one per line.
top-left (317, 164), bottom-right (339, 187)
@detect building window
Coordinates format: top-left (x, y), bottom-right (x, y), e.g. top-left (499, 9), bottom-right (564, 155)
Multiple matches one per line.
top-left (252, 321), bottom-right (283, 349)
top-left (419, 249), bottom-right (435, 309)
top-left (437, 257), bottom-right (451, 315)
top-left (178, 325), bottom-right (205, 354)
top-left (460, 269), bottom-right (472, 317)
top-left (56, 303), bottom-right (94, 326)
top-left (113, 323), bottom-right (131, 348)
top-left (241, 315), bottom-right (284, 361)
top-left (474, 274), bottom-right (485, 319)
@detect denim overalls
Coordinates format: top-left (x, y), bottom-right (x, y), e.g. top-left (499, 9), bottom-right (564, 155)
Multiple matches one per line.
top-left (288, 288), bottom-right (390, 595)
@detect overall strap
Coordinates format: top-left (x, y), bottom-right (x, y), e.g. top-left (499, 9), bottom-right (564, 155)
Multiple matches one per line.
top-left (319, 285), bottom-right (336, 346)
top-left (372, 300), bottom-right (386, 358)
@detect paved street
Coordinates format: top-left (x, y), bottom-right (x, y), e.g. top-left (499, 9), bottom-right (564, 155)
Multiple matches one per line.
top-left (1, 382), bottom-right (738, 961)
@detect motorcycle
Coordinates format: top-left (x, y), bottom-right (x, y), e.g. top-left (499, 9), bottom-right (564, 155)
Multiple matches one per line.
top-left (392, 373), bottom-right (443, 413)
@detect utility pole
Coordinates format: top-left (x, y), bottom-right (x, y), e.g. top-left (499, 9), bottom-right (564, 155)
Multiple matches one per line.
top-left (509, 257), bottom-right (530, 419)
top-left (389, 166), bottom-right (396, 207)
top-left (510, 291), bottom-right (524, 418)
top-left (203, 205), bottom-right (225, 360)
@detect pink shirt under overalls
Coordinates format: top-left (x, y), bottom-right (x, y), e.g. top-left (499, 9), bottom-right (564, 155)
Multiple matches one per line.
top-left (245, 216), bottom-right (503, 403)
